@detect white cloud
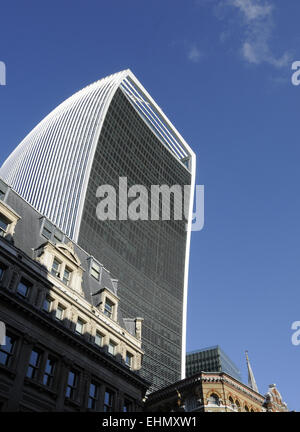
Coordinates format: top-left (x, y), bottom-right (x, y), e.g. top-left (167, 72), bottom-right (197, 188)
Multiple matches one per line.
top-left (208, 0), bottom-right (291, 68)
top-left (230, 0), bottom-right (291, 67)
top-left (229, 0), bottom-right (272, 21)
top-left (187, 45), bottom-right (203, 63)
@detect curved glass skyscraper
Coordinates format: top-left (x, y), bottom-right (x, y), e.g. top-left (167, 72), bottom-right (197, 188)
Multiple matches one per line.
top-left (0, 70), bottom-right (196, 390)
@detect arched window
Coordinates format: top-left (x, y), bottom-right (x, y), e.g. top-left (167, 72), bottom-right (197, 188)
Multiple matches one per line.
top-left (250, 408), bottom-right (255, 412)
top-left (235, 399), bottom-right (241, 411)
top-left (228, 396), bottom-right (235, 410)
top-left (244, 405), bottom-right (249, 412)
top-left (208, 393), bottom-right (220, 406)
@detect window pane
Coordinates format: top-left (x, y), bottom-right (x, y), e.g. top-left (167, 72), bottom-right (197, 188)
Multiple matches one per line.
top-left (26, 350), bottom-right (40, 378)
top-left (63, 268), bottom-right (71, 285)
top-left (43, 357), bottom-right (56, 386)
top-left (0, 335), bottom-right (15, 366)
top-left (17, 280), bottom-right (30, 297)
top-left (0, 264), bottom-right (6, 281)
top-left (88, 382), bottom-right (98, 410)
top-left (0, 215), bottom-right (9, 232)
top-left (123, 400), bottom-right (131, 412)
top-left (104, 390), bottom-right (113, 412)
top-left (91, 263), bottom-right (100, 280)
top-left (95, 332), bottom-right (102, 346)
top-left (66, 370), bottom-right (77, 399)
top-left (43, 298), bottom-right (52, 312)
top-left (104, 299), bottom-right (113, 318)
top-left (53, 230), bottom-right (63, 243)
top-left (75, 319), bottom-right (84, 334)
top-left (108, 341), bottom-right (115, 355)
top-left (55, 306), bottom-right (64, 320)
top-left (126, 352), bottom-right (133, 367)
top-left (42, 226), bottom-right (52, 239)
top-left (51, 259), bottom-right (60, 276)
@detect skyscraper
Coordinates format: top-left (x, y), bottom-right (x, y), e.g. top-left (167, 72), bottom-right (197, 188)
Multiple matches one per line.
top-left (186, 346), bottom-right (242, 382)
top-left (0, 70), bottom-right (196, 390)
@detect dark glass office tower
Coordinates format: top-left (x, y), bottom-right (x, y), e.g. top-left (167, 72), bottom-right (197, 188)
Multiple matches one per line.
top-left (0, 70), bottom-right (196, 391)
top-left (78, 88), bottom-right (191, 390)
top-left (186, 346), bottom-right (242, 382)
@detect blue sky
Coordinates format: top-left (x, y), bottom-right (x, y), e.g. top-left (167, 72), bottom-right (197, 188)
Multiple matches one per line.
top-left (0, 0), bottom-right (299, 410)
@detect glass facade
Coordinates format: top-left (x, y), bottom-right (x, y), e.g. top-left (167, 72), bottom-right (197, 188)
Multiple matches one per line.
top-left (186, 346), bottom-right (242, 382)
top-left (78, 88), bottom-right (191, 391)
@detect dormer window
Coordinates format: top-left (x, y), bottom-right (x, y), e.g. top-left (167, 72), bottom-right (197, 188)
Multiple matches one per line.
top-left (0, 180), bottom-right (8, 201)
top-left (104, 299), bottom-right (114, 319)
top-left (35, 241), bottom-right (84, 295)
top-left (51, 258), bottom-right (61, 277)
top-left (0, 214), bottom-right (9, 236)
top-left (42, 225), bottom-right (52, 240)
top-left (41, 218), bottom-right (64, 244)
top-left (63, 267), bottom-right (72, 286)
top-left (97, 288), bottom-right (119, 321)
top-left (91, 261), bottom-right (101, 281)
top-left (0, 200), bottom-right (20, 239)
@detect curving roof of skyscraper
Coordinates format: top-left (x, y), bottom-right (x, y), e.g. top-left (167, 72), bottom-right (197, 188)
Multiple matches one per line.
top-left (0, 69), bottom-right (195, 241)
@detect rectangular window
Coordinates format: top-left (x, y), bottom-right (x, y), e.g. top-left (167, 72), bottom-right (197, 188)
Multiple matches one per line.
top-left (66, 370), bottom-right (77, 399)
top-left (88, 381), bottom-right (99, 410)
top-left (75, 318), bottom-right (84, 335)
top-left (0, 334), bottom-right (15, 367)
top-left (95, 331), bottom-right (103, 347)
top-left (125, 352), bottom-right (133, 368)
top-left (51, 258), bottom-right (61, 277)
top-left (53, 230), bottom-right (63, 244)
top-left (42, 297), bottom-right (52, 313)
top-left (108, 340), bottom-right (116, 356)
top-left (91, 262), bottom-right (100, 281)
top-left (26, 349), bottom-right (41, 379)
top-left (0, 262), bottom-right (6, 282)
top-left (123, 400), bottom-right (132, 412)
top-left (41, 219), bottom-right (53, 240)
top-left (0, 214), bottom-right (9, 235)
top-left (55, 305), bottom-right (65, 321)
top-left (42, 226), bottom-right (52, 240)
top-left (17, 279), bottom-right (31, 298)
top-left (104, 389), bottom-right (114, 412)
top-left (104, 299), bottom-right (114, 319)
top-left (63, 267), bottom-right (71, 286)
top-left (43, 356), bottom-right (56, 387)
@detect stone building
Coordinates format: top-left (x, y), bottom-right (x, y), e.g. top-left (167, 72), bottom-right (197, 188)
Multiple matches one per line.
top-left (144, 371), bottom-right (266, 412)
top-left (145, 351), bottom-right (289, 412)
top-left (264, 384), bottom-right (288, 412)
top-left (0, 178), bottom-right (149, 411)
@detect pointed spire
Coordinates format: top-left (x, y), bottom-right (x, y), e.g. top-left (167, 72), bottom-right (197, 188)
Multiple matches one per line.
top-left (245, 350), bottom-right (259, 393)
